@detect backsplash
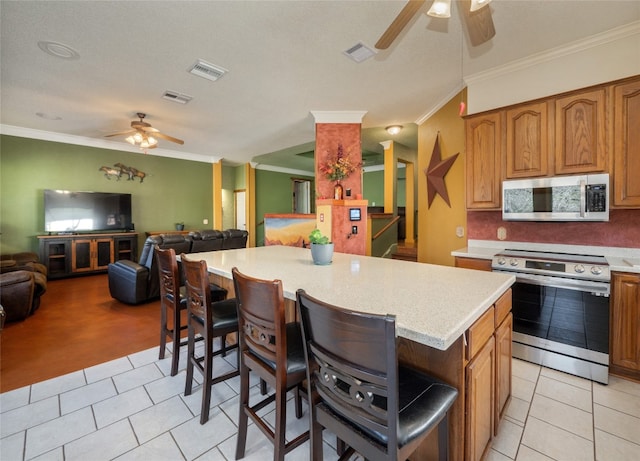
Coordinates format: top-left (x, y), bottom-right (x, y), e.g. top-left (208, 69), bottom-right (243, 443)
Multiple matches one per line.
top-left (467, 210), bottom-right (640, 248)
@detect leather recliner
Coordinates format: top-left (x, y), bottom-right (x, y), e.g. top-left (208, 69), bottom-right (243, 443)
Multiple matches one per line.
top-left (108, 234), bottom-right (192, 305)
top-left (0, 270), bottom-right (47, 323)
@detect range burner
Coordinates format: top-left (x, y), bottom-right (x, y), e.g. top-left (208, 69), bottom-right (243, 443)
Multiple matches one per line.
top-left (492, 249), bottom-right (610, 282)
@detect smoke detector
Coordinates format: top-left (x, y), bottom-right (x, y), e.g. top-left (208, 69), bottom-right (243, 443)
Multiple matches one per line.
top-left (188, 59), bottom-right (228, 82)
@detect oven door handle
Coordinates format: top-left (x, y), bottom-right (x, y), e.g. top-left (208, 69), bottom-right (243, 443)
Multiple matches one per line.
top-left (493, 270), bottom-right (610, 295)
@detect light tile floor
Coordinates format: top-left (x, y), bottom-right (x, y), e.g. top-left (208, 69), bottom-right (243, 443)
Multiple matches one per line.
top-left (2, 340), bottom-right (640, 461)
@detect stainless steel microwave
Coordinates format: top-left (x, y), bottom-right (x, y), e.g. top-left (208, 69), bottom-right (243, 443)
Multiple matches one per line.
top-left (502, 173), bottom-right (609, 222)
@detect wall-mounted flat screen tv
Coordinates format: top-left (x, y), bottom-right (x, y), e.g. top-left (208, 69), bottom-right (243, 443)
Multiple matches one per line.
top-left (44, 190), bottom-right (132, 233)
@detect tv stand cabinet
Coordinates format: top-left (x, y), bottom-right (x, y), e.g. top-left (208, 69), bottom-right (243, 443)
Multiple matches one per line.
top-left (38, 232), bottom-right (138, 279)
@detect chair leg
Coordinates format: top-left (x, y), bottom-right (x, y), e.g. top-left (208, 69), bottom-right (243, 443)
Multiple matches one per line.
top-left (184, 319), bottom-right (195, 396)
top-left (438, 414), bottom-right (449, 461)
top-left (235, 359), bottom-right (250, 459)
top-left (221, 333), bottom-right (227, 357)
top-left (310, 404), bottom-right (324, 460)
top-left (170, 306), bottom-right (181, 376)
top-left (274, 386), bottom-right (287, 461)
top-left (159, 303), bottom-right (168, 360)
top-left (199, 332), bottom-right (214, 424)
top-left (294, 385), bottom-right (303, 419)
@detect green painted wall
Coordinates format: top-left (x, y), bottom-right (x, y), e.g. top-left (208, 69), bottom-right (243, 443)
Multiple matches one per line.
top-left (254, 169), bottom-right (314, 246)
top-left (363, 170), bottom-right (384, 207)
top-left (0, 135), bottom-right (214, 256)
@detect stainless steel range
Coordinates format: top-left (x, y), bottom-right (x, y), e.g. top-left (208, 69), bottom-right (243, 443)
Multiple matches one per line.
top-left (492, 249), bottom-right (610, 384)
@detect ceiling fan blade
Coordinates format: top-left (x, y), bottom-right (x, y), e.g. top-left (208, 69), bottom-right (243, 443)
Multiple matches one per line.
top-left (104, 129), bottom-right (135, 138)
top-left (152, 131), bottom-right (184, 145)
top-left (139, 126), bottom-right (159, 133)
top-left (375, 0), bottom-right (425, 50)
top-left (463, 0), bottom-right (495, 46)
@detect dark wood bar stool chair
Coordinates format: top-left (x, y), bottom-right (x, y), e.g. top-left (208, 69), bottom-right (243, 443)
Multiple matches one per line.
top-left (231, 267), bottom-right (309, 461)
top-left (181, 254), bottom-right (240, 424)
top-left (156, 247), bottom-right (200, 376)
top-left (156, 247), bottom-right (230, 376)
top-left (296, 289), bottom-right (459, 461)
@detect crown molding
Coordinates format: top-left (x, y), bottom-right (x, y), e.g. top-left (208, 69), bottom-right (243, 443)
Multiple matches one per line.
top-left (0, 124), bottom-right (223, 164)
top-left (465, 20), bottom-right (640, 86)
top-left (310, 110), bottom-right (367, 124)
top-left (254, 163), bottom-right (314, 176)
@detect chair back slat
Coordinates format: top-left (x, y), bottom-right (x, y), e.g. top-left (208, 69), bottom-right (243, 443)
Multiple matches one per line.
top-left (155, 246), bottom-right (180, 308)
top-left (232, 267), bottom-right (286, 368)
top-left (181, 255), bottom-right (211, 323)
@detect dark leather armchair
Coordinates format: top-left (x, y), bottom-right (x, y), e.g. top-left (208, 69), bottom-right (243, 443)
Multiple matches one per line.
top-left (189, 230), bottom-right (225, 252)
top-left (1, 270), bottom-right (47, 323)
top-left (108, 234), bottom-right (192, 305)
top-left (1, 252), bottom-right (47, 276)
top-left (222, 229), bottom-right (248, 249)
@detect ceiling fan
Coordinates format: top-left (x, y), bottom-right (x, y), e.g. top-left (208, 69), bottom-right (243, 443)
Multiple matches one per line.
top-left (105, 112), bottom-right (184, 150)
top-left (375, 0), bottom-right (495, 50)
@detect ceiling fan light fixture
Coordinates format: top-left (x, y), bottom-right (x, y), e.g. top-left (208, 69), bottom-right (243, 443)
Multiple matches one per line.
top-left (125, 135), bottom-right (136, 145)
top-left (427, 0), bottom-right (451, 18)
top-left (147, 136), bottom-right (157, 146)
top-left (386, 125), bottom-right (403, 135)
top-left (133, 132), bottom-right (143, 143)
top-left (470, 0), bottom-right (492, 12)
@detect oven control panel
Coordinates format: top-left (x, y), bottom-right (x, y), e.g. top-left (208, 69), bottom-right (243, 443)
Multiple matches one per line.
top-left (492, 251), bottom-right (610, 282)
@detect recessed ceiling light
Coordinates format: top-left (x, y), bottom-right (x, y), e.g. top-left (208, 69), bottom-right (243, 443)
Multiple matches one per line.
top-left (37, 41), bottom-right (80, 60)
top-left (36, 112), bottom-right (62, 120)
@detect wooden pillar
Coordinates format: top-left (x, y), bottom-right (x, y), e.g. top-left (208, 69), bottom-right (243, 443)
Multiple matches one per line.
top-left (311, 111), bottom-right (368, 255)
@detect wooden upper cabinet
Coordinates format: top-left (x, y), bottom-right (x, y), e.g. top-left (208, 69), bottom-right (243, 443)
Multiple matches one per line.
top-left (505, 102), bottom-right (550, 178)
top-left (466, 112), bottom-right (503, 209)
top-left (613, 77), bottom-right (640, 207)
top-left (554, 88), bottom-right (608, 174)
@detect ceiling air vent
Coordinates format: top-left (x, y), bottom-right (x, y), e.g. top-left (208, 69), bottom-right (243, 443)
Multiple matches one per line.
top-left (343, 42), bottom-right (376, 63)
top-left (188, 59), bottom-right (228, 82)
top-left (162, 90), bottom-right (193, 104)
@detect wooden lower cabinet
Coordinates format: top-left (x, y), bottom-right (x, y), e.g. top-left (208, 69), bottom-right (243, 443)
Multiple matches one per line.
top-left (72, 238), bottom-right (113, 273)
top-left (466, 335), bottom-right (496, 461)
top-left (39, 232), bottom-right (138, 279)
top-left (495, 313), bottom-right (513, 433)
top-left (610, 272), bottom-right (640, 380)
top-left (455, 256), bottom-right (492, 271)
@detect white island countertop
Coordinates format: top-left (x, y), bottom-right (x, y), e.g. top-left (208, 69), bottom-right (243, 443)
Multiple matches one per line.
top-left (185, 245), bottom-right (514, 351)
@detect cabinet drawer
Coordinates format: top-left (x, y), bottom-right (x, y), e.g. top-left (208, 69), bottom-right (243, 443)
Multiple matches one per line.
top-left (467, 306), bottom-right (495, 360)
top-left (494, 289), bottom-right (512, 326)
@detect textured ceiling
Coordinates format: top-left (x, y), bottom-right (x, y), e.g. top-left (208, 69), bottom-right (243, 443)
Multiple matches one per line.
top-left (1, 1), bottom-right (638, 172)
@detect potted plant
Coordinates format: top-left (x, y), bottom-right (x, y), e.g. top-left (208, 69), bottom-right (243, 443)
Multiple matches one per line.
top-left (175, 222), bottom-right (185, 231)
top-left (309, 229), bottom-right (333, 265)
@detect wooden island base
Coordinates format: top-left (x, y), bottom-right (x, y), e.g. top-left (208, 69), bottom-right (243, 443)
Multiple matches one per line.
top-left (210, 270), bottom-right (512, 461)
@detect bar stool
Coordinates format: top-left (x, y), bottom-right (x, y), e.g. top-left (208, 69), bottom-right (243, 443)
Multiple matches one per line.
top-left (231, 267), bottom-right (308, 461)
top-left (181, 254), bottom-right (240, 424)
top-left (296, 289), bottom-right (459, 461)
top-left (156, 246), bottom-right (230, 376)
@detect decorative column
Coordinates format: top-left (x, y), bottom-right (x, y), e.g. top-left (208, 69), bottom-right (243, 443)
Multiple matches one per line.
top-left (311, 111), bottom-right (368, 255)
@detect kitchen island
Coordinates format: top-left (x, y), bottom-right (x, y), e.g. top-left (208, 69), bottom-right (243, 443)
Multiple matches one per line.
top-left (185, 245), bottom-right (515, 461)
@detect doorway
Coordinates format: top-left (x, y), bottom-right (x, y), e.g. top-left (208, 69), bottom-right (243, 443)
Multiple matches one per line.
top-left (292, 179), bottom-right (312, 214)
top-left (234, 189), bottom-right (246, 230)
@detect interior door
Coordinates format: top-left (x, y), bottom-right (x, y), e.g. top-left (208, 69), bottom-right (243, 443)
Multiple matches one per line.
top-left (293, 179), bottom-right (311, 214)
top-left (235, 190), bottom-right (246, 230)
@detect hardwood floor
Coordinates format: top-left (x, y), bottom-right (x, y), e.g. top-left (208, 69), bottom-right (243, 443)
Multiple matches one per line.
top-left (0, 274), bottom-right (161, 393)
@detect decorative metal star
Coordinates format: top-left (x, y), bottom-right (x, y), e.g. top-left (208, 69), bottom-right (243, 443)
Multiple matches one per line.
top-left (425, 133), bottom-right (459, 208)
